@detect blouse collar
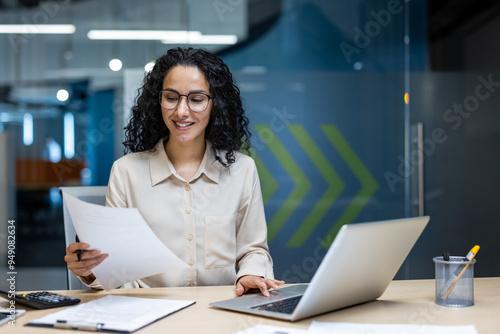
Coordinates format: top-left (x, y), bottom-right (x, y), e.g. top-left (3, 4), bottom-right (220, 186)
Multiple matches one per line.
top-left (149, 137), bottom-right (221, 186)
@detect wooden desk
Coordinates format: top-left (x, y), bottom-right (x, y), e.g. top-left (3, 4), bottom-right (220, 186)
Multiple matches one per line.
top-left (2, 278), bottom-right (499, 333)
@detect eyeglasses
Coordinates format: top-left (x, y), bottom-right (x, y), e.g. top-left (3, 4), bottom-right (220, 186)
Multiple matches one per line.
top-left (159, 89), bottom-right (213, 112)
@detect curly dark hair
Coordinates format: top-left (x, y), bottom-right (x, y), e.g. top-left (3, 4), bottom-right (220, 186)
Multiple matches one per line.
top-left (123, 47), bottom-right (251, 167)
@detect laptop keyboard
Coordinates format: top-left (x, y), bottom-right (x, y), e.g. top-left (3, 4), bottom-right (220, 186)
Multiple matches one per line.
top-left (250, 295), bottom-right (302, 314)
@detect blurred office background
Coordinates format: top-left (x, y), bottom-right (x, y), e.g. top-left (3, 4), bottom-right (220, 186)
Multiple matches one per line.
top-left (0, 0), bottom-right (499, 291)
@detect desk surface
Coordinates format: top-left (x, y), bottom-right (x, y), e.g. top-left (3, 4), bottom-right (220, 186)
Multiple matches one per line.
top-left (2, 277), bottom-right (499, 333)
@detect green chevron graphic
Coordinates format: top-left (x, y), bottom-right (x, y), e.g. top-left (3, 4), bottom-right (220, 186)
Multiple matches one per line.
top-left (254, 125), bottom-right (311, 242)
top-left (320, 124), bottom-right (378, 246)
top-left (252, 124), bottom-right (378, 246)
top-left (250, 148), bottom-right (278, 203)
top-left (286, 125), bottom-right (345, 247)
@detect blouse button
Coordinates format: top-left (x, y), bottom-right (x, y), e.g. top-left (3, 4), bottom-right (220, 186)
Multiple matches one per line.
top-left (188, 282), bottom-right (195, 287)
top-left (184, 184), bottom-right (191, 191)
top-left (187, 234), bottom-right (194, 241)
top-left (188, 259), bottom-right (194, 266)
top-left (186, 208), bottom-right (192, 215)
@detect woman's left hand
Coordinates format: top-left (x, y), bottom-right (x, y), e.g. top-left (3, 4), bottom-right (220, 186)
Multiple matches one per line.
top-left (235, 275), bottom-right (285, 297)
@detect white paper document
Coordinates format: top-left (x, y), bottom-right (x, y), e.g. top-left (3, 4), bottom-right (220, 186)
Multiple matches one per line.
top-left (235, 322), bottom-right (478, 334)
top-left (28, 295), bottom-right (195, 332)
top-left (65, 193), bottom-right (188, 290)
top-left (308, 321), bottom-right (479, 334)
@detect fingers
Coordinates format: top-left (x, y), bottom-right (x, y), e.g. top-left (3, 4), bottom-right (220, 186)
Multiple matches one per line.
top-left (64, 242), bottom-right (108, 278)
top-left (257, 279), bottom-right (285, 297)
top-left (66, 241), bottom-right (90, 254)
top-left (235, 281), bottom-right (246, 296)
top-left (256, 280), bottom-right (271, 297)
top-left (67, 253), bottom-right (108, 278)
top-left (236, 276), bottom-right (285, 297)
top-left (266, 279), bottom-right (285, 291)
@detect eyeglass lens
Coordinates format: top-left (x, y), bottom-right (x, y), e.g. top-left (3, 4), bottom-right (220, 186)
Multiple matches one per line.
top-left (160, 91), bottom-right (210, 112)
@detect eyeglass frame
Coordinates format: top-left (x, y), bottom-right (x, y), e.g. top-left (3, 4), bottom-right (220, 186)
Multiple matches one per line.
top-left (158, 89), bottom-right (214, 112)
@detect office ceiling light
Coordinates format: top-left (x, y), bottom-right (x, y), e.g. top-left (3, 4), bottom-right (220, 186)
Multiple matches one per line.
top-left (23, 113), bottom-right (33, 146)
top-left (56, 89), bottom-right (69, 102)
top-left (162, 34), bottom-right (238, 45)
top-left (0, 24), bottom-right (75, 34)
top-left (87, 30), bottom-right (202, 41)
top-left (87, 30), bottom-right (237, 45)
top-left (144, 61), bottom-right (155, 73)
top-left (64, 112), bottom-right (75, 159)
top-left (109, 59), bottom-right (122, 71)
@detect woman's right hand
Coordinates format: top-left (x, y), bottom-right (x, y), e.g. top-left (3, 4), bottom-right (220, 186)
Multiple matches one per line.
top-left (64, 242), bottom-right (108, 283)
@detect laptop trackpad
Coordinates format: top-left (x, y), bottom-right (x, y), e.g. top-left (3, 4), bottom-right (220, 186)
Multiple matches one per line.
top-left (210, 284), bottom-right (308, 310)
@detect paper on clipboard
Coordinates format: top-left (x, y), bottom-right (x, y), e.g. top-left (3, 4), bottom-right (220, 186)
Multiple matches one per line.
top-left (27, 295), bottom-right (195, 333)
top-left (64, 193), bottom-right (188, 290)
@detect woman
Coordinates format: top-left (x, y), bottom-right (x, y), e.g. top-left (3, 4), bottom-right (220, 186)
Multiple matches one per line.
top-left (65, 47), bottom-right (283, 297)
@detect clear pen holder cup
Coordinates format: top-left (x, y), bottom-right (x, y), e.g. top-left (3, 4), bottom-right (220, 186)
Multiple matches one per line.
top-left (433, 256), bottom-right (476, 307)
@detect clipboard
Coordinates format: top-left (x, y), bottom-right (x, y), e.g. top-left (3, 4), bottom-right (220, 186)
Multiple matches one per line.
top-left (26, 295), bottom-right (195, 333)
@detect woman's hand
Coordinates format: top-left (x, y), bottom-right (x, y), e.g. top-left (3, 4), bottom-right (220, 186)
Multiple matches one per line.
top-left (64, 242), bottom-right (108, 283)
top-left (235, 275), bottom-right (285, 297)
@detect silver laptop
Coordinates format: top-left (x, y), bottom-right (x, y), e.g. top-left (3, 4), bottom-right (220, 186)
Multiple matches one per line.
top-left (210, 216), bottom-right (430, 321)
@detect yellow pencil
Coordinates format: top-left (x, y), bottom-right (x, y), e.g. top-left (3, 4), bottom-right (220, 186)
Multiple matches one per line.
top-left (442, 245), bottom-right (480, 300)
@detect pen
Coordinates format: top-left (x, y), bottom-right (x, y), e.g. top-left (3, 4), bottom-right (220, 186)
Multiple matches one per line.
top-left (442, 245), bottom-right (480, 299)
top-left (75, 235), bottom-right (82, 262)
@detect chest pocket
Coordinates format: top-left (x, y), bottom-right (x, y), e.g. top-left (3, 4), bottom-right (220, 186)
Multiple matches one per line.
top-left (204, 215), bottom-right (236, 268)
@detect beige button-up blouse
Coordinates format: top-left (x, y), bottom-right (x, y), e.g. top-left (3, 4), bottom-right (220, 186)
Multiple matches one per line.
top-left (95, 138), bottom-right (274, 288)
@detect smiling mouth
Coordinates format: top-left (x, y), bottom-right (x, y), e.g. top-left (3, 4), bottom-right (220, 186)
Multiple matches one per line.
top-left (175, 121), bottom-right (194, 128)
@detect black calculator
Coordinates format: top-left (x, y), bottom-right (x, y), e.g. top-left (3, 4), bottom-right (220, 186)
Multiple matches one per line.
top-left (0, 290), bottom-right (81, 309)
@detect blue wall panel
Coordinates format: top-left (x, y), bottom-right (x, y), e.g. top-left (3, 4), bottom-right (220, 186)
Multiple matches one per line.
top-left (221, 0), bottom-right (427, 281)
top-left (87, 90), bottom-right (115, 186)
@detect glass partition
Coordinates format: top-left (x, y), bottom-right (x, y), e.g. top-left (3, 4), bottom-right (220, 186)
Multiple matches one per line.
top-left (222, 0), bottom-right (424, 281)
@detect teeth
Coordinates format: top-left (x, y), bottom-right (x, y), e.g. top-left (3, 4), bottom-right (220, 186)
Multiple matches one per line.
top-left (175, 122), bottom-right (193, 127)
